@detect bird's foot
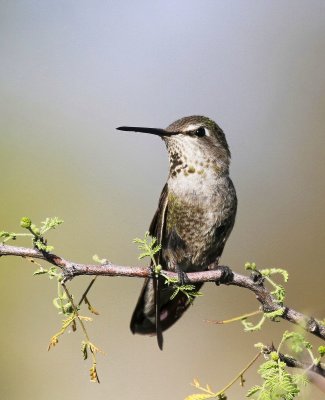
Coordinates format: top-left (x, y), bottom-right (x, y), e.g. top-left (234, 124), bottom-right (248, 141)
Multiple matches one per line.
top-left (215, 265), bottom-right (234, 286)
top-left (177, 268), bottom-right (189, 286)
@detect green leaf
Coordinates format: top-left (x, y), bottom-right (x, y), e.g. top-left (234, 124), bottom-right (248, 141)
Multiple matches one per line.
top-left (133, 232), bottom-right (161, 265)
top-left (20, 217), bottom-right (32, 229)
top-left (53, 297), bottom-right (62, 309)
top-left (33, 267), bottom-right (48, 275)
top-left (0, 231), bottom-right (10, 238)
top-left (283, 331), bottom-right (311, 354)
top-left (40, 217), bottom-right (64, 234)
top-left (242, 315), bottom-right (266, 331)
top-left (47, 266), bottom-right (59, 278)
top-left (246, 385), bottom-right (261, 397)
top-left (292, 373), bottom-right (309, 387)
top-left (261, 268), bottom-right (289, 282)
top-left (93, 254), bottom-right (109, 264)
top-left (0, 231), bottom-right (16, 241)
top-left (264, 308), bottom-right (284, 321)
top-left (245, 262), bottom-right (257, 271)
top-left (270, 284), bottom-right (286, 303)
top-left (248, 353), bottom-right (304, 399)
top-left (318, 345), bottom-right (325, 357)
top-left (33, 239), bottom-right (47, 251)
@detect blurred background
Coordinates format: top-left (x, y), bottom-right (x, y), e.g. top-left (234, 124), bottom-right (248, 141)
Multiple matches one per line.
top-left (1, 1), bottom-right (325, 399)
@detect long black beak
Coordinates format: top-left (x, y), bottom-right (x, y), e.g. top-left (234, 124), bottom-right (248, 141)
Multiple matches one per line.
top-left (116, 126), bottom-right (175, 137)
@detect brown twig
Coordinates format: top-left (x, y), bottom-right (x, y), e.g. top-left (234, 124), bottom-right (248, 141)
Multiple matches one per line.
top-left (1, 243), bottom-right (325, 342)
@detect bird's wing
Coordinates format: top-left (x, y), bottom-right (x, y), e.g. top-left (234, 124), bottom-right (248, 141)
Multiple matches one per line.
top-left (149, 182), bottom-right (169, 249)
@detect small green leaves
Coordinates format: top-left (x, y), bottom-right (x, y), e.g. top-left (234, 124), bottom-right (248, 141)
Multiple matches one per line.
top-left (264, 308), bottom-right (285, 321)
top-left (170, 284), bottom-right (196, 300)
top-left (246, 264), bottom-right (287, 302)
top-left (33, 265), bottom-right (60, 279)
top-left (1, 216), bottom-right (64, 252)
top-left (40, 217), bottom-right (64, 234)
top-left (246, 358), bottom-right (304, 399)
top-left (0, 231), bottom-right (17, 242)
top-left (245, 262), bottom-right (257, 271)
top-left (247, 360), bottom-right (292, 399)
top-left (171, 283), bottom-right (202, 303)
top-left (2, 216), bottom-right (104, 383)
top-left (282, 331), bottom-right (312, 354)
top-left (240, 262), bottom-right (289, 331)
top-left (133, 232), bottom-right (202, 302)
top-left (318, 345), bottom-right (325, 357)
top-left (246, 386), bottom-right (260, 397)
top-left (242, 315), bottom-right (266, 332)
top-left (260, 268), bottom-right (288, 304)
top-left (260, 268), bottom-right (289, 283)
top-left (161, 273), bottom-right (203, 304)
top-left (133, 232), bottom-right (161, 263)
top-left (245, 262), bottom-right (289, 301)
top-left (30, 234), bottom-right (103, 384)
top-left (48, 281), bottom-right (102, 383)
top-left (93, 254), bottom-right (109, 264)
top-left (270, 284), bottom-right (286, 304)
top-left (248, 331), bottom-right (311, 399)
top-left (33, 266), bottom-right (49, 276)
top-left (133, 232), bottom-right (162, 279)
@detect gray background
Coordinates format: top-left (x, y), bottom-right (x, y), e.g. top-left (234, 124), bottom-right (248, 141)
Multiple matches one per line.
top-left (1, 1), bottom-right (325, 399)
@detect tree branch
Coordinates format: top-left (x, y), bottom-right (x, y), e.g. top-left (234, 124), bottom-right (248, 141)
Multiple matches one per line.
top-left (1, 243), bottom-right (325, 342)
top-left (263, 345), bottom-right (325, 392)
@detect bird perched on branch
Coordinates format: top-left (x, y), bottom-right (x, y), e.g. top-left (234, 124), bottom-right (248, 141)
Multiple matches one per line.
top-left (117, 115), bottom-right (237, 349)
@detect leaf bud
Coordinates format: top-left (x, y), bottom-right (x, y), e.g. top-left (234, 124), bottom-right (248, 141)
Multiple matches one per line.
top-left (20, 217), bottom-right (32, 229)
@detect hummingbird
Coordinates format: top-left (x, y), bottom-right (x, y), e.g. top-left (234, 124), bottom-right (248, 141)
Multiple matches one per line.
top-left (117, 115), bottom-right (237, 349)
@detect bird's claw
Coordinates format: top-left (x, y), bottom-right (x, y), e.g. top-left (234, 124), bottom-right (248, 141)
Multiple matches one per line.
top-left (177, 268), bottom-right (189, 285)
top-left (215, 265), bottom-right (233, 285)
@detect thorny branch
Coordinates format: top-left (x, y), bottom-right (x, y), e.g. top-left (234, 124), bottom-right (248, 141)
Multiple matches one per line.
top-left (1, 243), bottom-right (325, 343)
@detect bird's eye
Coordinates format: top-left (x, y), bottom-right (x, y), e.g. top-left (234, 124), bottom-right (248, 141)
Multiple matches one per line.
top-left (195, 127), bottom-right (206, 137)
